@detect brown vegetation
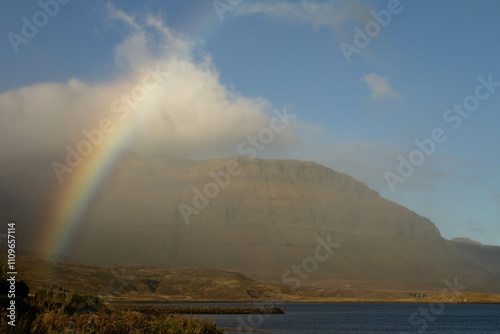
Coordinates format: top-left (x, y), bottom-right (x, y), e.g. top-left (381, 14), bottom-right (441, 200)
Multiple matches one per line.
top-left (0, 309), bottom-right (223, 334)
top-left (0, 261), bottom-right (224, 334)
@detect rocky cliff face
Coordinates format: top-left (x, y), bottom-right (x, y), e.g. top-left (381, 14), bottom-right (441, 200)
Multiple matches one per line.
top-left (71, 155), bottom-right (500, 292)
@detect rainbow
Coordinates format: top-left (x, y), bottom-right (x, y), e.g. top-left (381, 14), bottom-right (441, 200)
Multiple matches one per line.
top-left (36, 5), bottom-right (232, 259)
top-left (36, 74), bottom-right (168, 259)
top-left (36, 111), bottom-right (138, 259)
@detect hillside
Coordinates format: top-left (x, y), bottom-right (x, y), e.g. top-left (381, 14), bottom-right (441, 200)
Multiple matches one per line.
top-left (25, 155), bottom-right (500, 293)
top-left (4, 254), bottom-right (500, 304)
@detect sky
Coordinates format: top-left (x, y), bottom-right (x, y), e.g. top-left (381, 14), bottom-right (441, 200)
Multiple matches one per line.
top-left (1, 0), bottom-right (499, 247)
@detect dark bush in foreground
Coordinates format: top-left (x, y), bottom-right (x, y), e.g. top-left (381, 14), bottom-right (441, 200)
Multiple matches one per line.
top-left (1, 284), bottom-right (224, 333)
top-left (0, 310), bottom-right (223, 334)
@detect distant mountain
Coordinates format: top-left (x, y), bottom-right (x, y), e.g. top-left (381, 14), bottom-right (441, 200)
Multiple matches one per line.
top-left (451, 238), bottom-right (500, 281)
top-left (62, 154), bottom-right (500, 293)
top-left (452, 237), bottom-right (483, 246)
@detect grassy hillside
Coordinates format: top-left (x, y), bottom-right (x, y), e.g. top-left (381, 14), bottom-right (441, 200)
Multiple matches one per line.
top-left (5, 254), bottom-right (500, 304)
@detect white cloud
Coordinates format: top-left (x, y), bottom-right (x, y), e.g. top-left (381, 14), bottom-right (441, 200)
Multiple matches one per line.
top-left (0, 5), bottom-right (301, 161)
top-left (236, 1), bottom-right (374, 36)
top-left (362, 73), bottom-right (399, 100)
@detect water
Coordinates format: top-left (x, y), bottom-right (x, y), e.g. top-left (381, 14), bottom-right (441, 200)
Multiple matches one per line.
top-left (180, 303), bottom-right (500, 333)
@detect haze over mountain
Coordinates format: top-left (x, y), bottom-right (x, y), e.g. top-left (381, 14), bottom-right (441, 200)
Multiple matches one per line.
top-left (49, 154), bottom-right (500, 293)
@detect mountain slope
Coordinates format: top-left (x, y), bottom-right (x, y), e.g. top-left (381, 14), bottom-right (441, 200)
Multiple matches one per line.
top-left (59, 155), bottom-right (500, 292)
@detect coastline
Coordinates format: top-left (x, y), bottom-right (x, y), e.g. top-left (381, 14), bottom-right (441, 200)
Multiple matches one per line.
top-left (106, 295), bottom-right (500, 305)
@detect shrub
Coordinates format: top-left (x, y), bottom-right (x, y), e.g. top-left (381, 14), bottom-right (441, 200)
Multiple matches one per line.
top-left (2, 286), bottom-right (224, 333)
top-left (64, 292), bottom-right (103, 315)
top-left (34, 285), bottom-right (68, 312)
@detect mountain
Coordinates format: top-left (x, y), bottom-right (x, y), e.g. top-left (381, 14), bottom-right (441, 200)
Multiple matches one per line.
top-left (451, 238), bottom-right (500, 280)
top-left (56, 154), bottom-right (499, 293)
top-left (452, 237), bottom-right (483, 246)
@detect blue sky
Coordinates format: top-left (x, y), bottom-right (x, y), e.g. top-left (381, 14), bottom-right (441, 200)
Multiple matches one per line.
top-left (1, 0), bottom-right (499, 246)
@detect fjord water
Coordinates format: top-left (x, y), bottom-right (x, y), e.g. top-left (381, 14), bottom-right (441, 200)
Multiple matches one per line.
top-left (193, 303), bottom-right (500, 333)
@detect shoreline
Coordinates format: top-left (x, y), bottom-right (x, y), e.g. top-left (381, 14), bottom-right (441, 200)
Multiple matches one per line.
top-left (107, 298), bottom-right (500, 305)
top-left (109, 303), bottom-right (285, 315)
